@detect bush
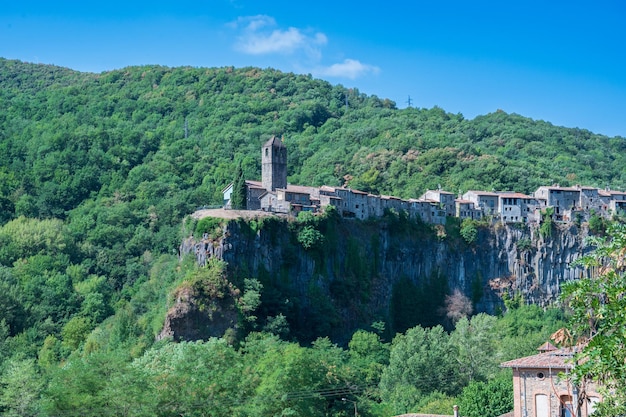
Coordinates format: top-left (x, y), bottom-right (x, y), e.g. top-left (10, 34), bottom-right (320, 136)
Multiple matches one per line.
top-left (195, 217), bottom-right (223, 239)
top-left (517, 238), bottom-right (532, 251)
top-left (297, 225), bottom-right (324, 250)
top-left (460, 219), bottom-right (478, 244)
top-left (539, 207), bottom-right (554, 239)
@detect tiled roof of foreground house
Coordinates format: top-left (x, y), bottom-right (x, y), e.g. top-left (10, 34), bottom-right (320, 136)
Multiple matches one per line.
top-left (500, 346), bottom-right (579, 369)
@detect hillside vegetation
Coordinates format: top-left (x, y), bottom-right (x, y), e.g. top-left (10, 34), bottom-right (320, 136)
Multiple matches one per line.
top-left (0, 58), bottom-right (623, 416)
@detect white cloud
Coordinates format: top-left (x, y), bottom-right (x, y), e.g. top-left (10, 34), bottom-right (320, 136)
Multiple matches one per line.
top-left (230, 16), bottom-right (378, 80)
top-left (233, 15), bottom-right (326, 56)
top-left (314, 59), bottom-right (380, 80)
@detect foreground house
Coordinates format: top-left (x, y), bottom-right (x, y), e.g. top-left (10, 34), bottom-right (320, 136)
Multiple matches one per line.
top-left (501, 343), bottom-right (601, 417)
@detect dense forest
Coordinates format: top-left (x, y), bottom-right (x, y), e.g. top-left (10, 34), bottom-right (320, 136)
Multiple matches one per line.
top-left (0, 58), bottom-right (624, 416)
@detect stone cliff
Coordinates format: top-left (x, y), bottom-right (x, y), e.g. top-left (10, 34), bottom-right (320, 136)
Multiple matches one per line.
top-left (175, 214), bottom-right (590, 344)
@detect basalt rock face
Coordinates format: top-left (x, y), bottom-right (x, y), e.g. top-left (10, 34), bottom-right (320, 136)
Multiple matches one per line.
top-left (157, 285), bottom-right (239, 342)
top-left (178, 217), bottom-right (590, 344)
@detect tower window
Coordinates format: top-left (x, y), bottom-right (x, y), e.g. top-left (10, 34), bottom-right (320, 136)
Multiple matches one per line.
top-left (265, 148), bottom-right (268, 156)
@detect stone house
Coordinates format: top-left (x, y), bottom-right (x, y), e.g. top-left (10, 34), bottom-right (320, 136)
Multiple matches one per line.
top-left (501, 343), bottom-right (601, 417)
top-left (222, 179), bottom-right (266, 210)
top-left (575, 186), bottom-right (603, 213)
top-left (610, 199), bottom-right (626, 215)
top-left (498, 192), bottom-right (536, 223)
top-left (420, 190), bottom-right (456, 217)
top-left (455, 199), bottom-right (482, 220)
top-left (408, 199), bottom-right (435, 223)
top-left (223, 136), bottom-right (288, 211)
top-left (534, 186), bottom-right (581, 221)
top-left (463, 190), bottom-right (499, 216)
top-left (600, 190), bottom-right (626, 216)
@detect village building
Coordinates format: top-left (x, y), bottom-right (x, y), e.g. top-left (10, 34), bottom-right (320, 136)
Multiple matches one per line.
top-left (534, 186), bottom-right (581, 222)
top-left (463, 190), bottom-right (499, 216)
top-left (498, 192), bottom-right (537, 223)
top-left (261, 135), bottom-right (287, 192)
top-left (501, 343), bottom-right (601, 417)
top-left (600, 189), bottom-right (626, 216)
top-left (420, 189), bottom-right (456, 217)
top-left (575, 185), bottom-right (603, 212)
top-left (222, 136), bottom-right (626, 226)
top-left (455, 199), bottom-right (482, 220)
top-left (408, 199), bottom-right (439, 223)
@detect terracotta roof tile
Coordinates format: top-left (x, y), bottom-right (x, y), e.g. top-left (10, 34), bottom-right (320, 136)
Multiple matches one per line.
top-left (501, 347), bottom-right (577, 369)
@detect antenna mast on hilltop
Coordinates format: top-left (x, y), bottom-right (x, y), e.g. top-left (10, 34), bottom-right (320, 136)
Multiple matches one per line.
top-left (406, 95), bottom-right (413, 108)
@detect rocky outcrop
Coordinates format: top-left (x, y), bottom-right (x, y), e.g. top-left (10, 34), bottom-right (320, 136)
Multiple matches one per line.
top-left (178, 216), bottom-right (590, 343)
top-left (158, 265), bottom-right (240, 342)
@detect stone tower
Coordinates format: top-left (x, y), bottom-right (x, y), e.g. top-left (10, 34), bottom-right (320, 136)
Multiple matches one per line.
top-left (261, 136), bottom-right (287, 192)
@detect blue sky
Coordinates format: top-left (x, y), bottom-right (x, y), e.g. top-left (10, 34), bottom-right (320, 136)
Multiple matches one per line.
top-left (2, 0), bottom-right (625, 137)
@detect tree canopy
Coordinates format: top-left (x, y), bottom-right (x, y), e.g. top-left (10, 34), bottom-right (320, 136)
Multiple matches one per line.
top-left (0, 57), bottom-right (621, 416)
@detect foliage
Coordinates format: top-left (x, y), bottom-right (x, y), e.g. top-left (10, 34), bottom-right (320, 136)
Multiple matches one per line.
top-left (517, 237), bottom-right (533, 251)
top-left (493, 302), bottom-right (567, 360)
top-left (0, 58), bottom-right (618, 416)
top-left (230, 159), bottom-right (247, 210)
top-left (457, 371), bottom-right (513, 417)
top-left (460, 218), bottom-right (479, 244)
top-left (588, 212), bottom-right (609, 235)
top-left (297, 225), bottom-right (325, 250)
top-left (416, 391), bottom-right (457, 415)
top-left (0, 358), bottom-right (44, 417)
top-left (539, 207), bottom-right (555, 239)
top-left (450, 313), bottom-right (499, 383)
top-left (562, 222), bottom-right (626, 416)
top-left (380, 325), bottom-right (462, 412)
top-left (194, 216), bottom-right (223, 239)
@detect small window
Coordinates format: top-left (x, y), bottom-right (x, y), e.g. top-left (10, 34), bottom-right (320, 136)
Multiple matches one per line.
top-left (537, 372), bottom-right (545, 379)
top-left (265, 148), bottom-right (268, 156)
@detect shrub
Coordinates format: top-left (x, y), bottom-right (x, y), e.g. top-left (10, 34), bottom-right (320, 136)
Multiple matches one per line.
top-left (297, 225), bottom-right (324, 250)
top-left (517, 238), bottom-right (532, 251)
top-left (460, 219), bottom-right (478, 244)
top-left (195, 217), bottom-right (223, 239)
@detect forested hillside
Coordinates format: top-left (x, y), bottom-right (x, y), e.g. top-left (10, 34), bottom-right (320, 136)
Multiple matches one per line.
top-left (0, 58), bottom-right (624, 416)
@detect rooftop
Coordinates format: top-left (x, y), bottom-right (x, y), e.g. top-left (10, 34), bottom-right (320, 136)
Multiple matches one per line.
top-left (500, 346), bottom-right (578, 369)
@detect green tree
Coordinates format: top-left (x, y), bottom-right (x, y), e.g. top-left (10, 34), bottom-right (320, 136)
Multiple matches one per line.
top-left (450, 313), bottom-right (499, 383)
top-left (457, 371), bottom-right (513, 417)
top-left (0, 358), bottom-right (44, 417)
top-left (460, 218), bottom-right (478, 244)
top-left (134, 338), bottom-right (242, 417)
top-left (230, 159), bottom-right (247, 210)
top-left (379, 325), bottom-right (461, 413)
top-left (562, 222), bottom-right (626, 416)
top-left (348, 329), bottom-right (390, 385)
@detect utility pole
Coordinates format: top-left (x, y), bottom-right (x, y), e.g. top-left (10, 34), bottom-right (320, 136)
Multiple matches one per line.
top-left (342, 398), bottom-right (357, 417)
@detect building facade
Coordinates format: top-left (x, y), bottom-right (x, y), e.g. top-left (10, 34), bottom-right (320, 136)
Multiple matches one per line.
top-left (261, 136), bottom-right (287, 192)
top-left (222, 137), bottom-right (626, 225)
top-left (501, 343), bottom-right (601, 417)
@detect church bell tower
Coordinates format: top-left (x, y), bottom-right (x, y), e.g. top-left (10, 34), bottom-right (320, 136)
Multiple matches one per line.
top-left (261, 136), bottom-right (287, 192)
